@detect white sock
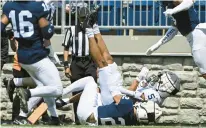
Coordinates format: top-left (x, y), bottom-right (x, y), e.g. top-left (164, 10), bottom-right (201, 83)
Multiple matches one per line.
top-left (86, 28), bottom-right (94, 38)
top-left (14, 77), bottom-right (37, 88)
top-left (93, 24), bottom-right (100, 34)
top-left (13, 78), bottom-right (23, 87)
top-left (44, 97), bottom-right (58, 117)
top-left (19, 109), bottom-right (27, 117)
top-left (62, 76), bottom-right (94, 96)
top-left (30, 85), bottom-right (62, 97)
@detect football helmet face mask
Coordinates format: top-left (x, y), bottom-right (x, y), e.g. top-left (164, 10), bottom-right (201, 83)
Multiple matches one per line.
top-left (147, 71), bottom-right (180, 98)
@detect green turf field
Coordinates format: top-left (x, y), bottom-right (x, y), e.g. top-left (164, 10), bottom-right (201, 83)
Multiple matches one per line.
top-left (0, 125), bottom-right (196, 128)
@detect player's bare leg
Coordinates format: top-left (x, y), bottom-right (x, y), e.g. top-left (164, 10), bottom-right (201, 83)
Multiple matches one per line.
top-left (93, 25), bottom-right (123, 99)
top-left (88, 37), bottom-right (108, 68)
top-left (93, 24), bottom-right (113, 64)
top-left (86, 29), bottom-right (117, 105)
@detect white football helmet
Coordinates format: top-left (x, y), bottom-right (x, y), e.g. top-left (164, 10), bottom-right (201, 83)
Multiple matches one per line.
top-left (148, 71), bottom-right (180, 98)
top-left (134, 101), bottom-right (162, 124)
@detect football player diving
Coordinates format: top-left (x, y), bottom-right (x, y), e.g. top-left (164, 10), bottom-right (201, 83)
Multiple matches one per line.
top-left (146, 0), bottom-right (206, 80)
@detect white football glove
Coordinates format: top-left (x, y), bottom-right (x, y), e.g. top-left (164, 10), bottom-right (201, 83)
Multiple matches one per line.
top-left (86, 28), bottom-right (94, 38)
top-left (163, 9), bottom-right (174, 17)
top-left (146, 40), bottom-right (163, 56)
top-left (93, 24), bottom-right (100, 34)
top-left (136, 67), bottom-right (149, 82)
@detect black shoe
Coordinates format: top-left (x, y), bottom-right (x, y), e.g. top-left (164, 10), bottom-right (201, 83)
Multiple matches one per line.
top-left (3, 78), bottom-right (15, 102)
top-left (56, 98), bottom-right (67, 109)
top-left (13, 116), bottom-right (29, 125)
top-left (16, 88), bottom-right (30, 113)
top-left (40, 111), bottom-right (50, 125)
top-left (48, 116), bottom-right (61, 125)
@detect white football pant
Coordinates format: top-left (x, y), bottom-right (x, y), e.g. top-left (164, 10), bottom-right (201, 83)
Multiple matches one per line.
top-left (186, 25), bottom-right (206, 74)
top-left (77, 77), bottom-right (98, 125)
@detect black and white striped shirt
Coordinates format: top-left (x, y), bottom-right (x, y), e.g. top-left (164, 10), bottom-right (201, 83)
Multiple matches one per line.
top-left (62, 25), bottom-right (89, 56)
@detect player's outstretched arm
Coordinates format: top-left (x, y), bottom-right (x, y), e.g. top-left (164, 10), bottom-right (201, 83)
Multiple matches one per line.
top-left (173, 0), bottom-right (194, 13)
top-left (164, 0), bottom-right (194, 17)
top-left (127, 67), bottom-right (149, 91)
top-left (1, 14), bottom-right (9, 32)
top-left (146, 26), bottom-right (178, 55)
top-left (38, 17), bottom-right (54, 40)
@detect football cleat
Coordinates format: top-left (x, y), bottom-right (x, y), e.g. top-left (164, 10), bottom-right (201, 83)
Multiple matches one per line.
top-left (48, 116), bottom-right (62, 125)
top-left (13, 116), bottom-right (30, 125)
top-left (16, 88), bottom-right (30, 113)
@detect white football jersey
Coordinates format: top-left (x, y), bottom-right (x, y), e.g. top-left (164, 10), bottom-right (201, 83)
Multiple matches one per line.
top-left (136, 86), bottom-right (163, 105)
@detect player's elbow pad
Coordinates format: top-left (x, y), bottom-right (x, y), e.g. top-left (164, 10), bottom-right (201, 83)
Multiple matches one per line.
top-left (41, 23), bottom-right (54, 40)
top-left (1, 22), bottom-right (6, 33)
top-left (162, 26), bottom-right (178, 44)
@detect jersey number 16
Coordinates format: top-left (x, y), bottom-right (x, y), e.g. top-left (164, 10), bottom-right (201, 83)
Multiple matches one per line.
top-left (9, 10), bottom-right (34, 38)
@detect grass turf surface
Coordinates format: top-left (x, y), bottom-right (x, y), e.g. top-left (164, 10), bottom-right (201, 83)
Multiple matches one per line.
top-left (0, 125), bottom-right (194, 128)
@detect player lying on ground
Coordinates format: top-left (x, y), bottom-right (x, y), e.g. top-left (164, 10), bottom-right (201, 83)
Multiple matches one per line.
top-left (79, 16), bottom-right (180, 106)
top-left (1, 1), bottom-right (63, 125)
top-left (58, 76), bottom-right (162, 126)
top-left (60, 66), bottom-right (180, 108)
top-left (146, 0), bottom-right (206, 80)
top-left (123, 68), bottom-right (181, 105)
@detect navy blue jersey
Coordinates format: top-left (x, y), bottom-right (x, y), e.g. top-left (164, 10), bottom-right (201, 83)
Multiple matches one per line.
top-left (98, 95), bottom-right (137, 126)
top-left (3, 1), bottom-right (50, 64)
top-left (172, 7), bottom-right (199, 36)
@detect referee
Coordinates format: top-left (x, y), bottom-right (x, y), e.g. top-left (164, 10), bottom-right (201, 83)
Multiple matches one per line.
top-left (62, 6), bottom-right (97, 124)
top-left (62, 6), bottom-right (97, 83)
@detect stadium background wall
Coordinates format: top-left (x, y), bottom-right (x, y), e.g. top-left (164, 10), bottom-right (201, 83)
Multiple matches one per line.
top-left (1, 35), bottom-right (206, 125)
